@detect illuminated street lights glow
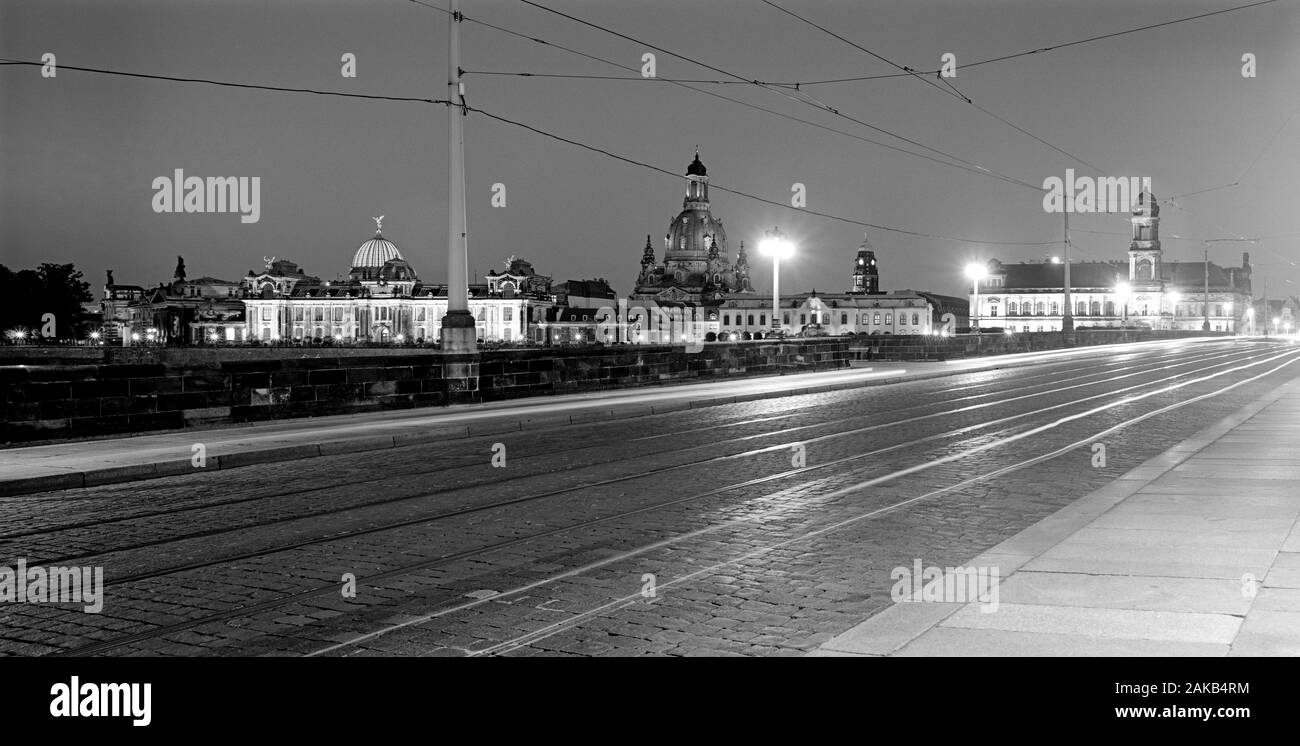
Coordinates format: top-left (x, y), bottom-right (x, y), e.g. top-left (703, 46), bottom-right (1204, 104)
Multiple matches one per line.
top-left (964, 263), bottom-right (987, 334)
top-left (1115, 281), bottom-right (1130, 327)
top-left (758, 226), bottom-right (794, 336)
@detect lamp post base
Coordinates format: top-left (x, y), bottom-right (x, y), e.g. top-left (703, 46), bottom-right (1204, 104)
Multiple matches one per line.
top-left (440, 311), bottom-right (477, 354)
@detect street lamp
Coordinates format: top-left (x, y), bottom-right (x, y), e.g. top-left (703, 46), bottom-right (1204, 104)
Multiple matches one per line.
top-left (759, 226), bottom-right (794, 336)
top-left (965, 263), bottom-right (987, 334)
top-left (1115, 281), bottom-right (1130, 327)
top-left (1246, 306), bottom-right (1255, 336)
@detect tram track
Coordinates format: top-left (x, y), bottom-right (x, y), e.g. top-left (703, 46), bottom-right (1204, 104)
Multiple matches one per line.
top-left (39, 343), bottom-right (1298, 656)
top-left (7, 343), bottom-right (1261, 570)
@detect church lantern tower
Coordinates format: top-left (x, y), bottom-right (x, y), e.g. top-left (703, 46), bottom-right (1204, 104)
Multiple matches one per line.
top-left (849, 234), bottom-right (880, 294)
top-left (1128, 188), bottom-right (1161, 287)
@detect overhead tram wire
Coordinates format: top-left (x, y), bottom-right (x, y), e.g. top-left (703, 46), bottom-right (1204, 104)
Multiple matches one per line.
top-left (465, 104), bottom-right (1060, 247)
top-left (795, 0), bottom-right (1281, 85)
top-left (756, 0), bottom-right (1105, 171)
top-left (0, 54), bottom-right (1059, 247)
top-left (0, 58), bottom-right (452, 105)
top-left (510, 0), bottom-right (1044, 192)
top-left (405, 1), bottom-right (1040, 192)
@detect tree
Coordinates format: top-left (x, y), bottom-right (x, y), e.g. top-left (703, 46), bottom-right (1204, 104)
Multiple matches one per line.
top-left (0, 263), bottom-right (94, 340)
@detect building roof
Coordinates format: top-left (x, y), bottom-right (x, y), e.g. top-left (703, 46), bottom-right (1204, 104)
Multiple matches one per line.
top-left (992, 259), bottom-right (1250, 292)
top-left (557, 279), bottom-right (617, 299)
top-left (686, 152), bottom-right (707, 177)
top-left (993, 261), bottom-right (1127, 290)
top-left (352, 233), bottom-right (403, 269)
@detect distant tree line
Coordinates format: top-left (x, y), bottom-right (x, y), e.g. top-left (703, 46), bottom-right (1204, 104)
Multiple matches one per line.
top-left (0, 263), bottom-right (95, 340)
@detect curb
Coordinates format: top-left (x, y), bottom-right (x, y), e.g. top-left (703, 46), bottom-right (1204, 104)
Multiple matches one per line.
top-left (0, 362), bottom-right (1013, 498)
top-left (811, 381), bottom-right (1290, 657)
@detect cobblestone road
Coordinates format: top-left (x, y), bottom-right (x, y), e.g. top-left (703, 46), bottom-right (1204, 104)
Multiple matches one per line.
top-left (2, 338), bottom-right (1297, 656)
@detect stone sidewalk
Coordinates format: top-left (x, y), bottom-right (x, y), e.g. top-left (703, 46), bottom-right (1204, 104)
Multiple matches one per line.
top-left (813, 376), bottom-right (1300, 656)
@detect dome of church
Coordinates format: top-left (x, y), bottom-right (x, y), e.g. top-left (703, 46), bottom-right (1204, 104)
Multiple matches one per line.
top-left (666, 210), bottom-right (727, 261)
top-left (686, 152), bottom-right (707, 177)
top-left (352, 232), bottom-right (402, 269)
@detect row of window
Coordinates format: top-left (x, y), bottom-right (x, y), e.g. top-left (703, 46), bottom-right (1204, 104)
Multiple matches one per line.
top-left (721, 311), bottom-right (924, 327)
top-left (256, 305), bottom-right (522, 325)
top-left (988, 301), bottom-right (1162, 317)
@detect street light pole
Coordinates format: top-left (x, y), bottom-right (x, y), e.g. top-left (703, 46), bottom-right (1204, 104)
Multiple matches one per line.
top-left (440, 0), bottom-right (476, 353)
top-left (771, 251), bottom-right (781, 336)
top-left (759, 227), bottom-right (793, 337)
top-left (1116, 281), bottom-right (1130, 328)
top-left (965, 263), bottom-right (987, 335)
top-left (1062, 211), bottom-right (1073, 339)
top-left (1202, 244), bottom-right (1211, 332)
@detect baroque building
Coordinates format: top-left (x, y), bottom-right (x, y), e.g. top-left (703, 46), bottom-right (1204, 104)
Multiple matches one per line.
top-left (971, 190), bottom-right (1254, 333)
top-left (632, 152), bottom-right (755, 303)
top-left (240, 221), bottom-right (555, 344)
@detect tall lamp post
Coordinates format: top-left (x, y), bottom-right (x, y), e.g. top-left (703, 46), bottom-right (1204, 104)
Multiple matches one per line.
top-left (439, 0), bottom-right (476, 352)
top-left (759, 227), bottom-right (794, 337)
top-left (965, 263), bottom-right (987, 334)
top-left (1115, 281), bottom-right (1130, 328)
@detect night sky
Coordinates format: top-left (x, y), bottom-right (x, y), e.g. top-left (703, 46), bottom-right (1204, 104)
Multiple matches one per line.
top-left (3, 0), bottom-right (1298, 298)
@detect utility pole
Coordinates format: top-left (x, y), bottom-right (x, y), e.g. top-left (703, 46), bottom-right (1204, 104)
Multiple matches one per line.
top-left (1062, 211), bottom-right (1074, 342)
top-left (1262, 272), bottom-right (1269, 338)
top-left (440, 0), bottom-right (477, 353)
top-left (1202, 244), bottom-right (1211, 332)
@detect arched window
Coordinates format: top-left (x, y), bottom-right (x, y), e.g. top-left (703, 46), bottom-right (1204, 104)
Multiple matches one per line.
top-left (747, 315), bottom-right (755, 325)
top-left (1008, 301), bottom-right (1018, 316)
top-left (1090, 300), bottom-right (1101, 316)
top-left (1104, 301), bottom-right (1115, 316)
top-left (884, 313), bottom-right (893, 325)
top-left (723, 314), bottom-right (730, 325)
top-left (1077, 300), bottom-right (1087, 316)
top-left (1050, 302), bottom-right (1060, 315)
top-left (912, 312), bottom-right (919, 325)
top-left (873, 312), bottom-right (882, 325)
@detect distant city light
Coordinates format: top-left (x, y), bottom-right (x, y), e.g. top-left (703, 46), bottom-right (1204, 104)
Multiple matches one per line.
top-left (89, 331), bottom-right (101, 340)
top-left (130, 333), bottom-right (141, 341)
top-left (964, 263), bottom-right (987, 281)
top-left (1050, 256), bottom-right (1061, 264)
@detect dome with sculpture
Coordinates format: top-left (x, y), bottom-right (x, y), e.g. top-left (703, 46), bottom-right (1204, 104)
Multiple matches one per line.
top-left (351, 216), bottom-right (403, 274)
